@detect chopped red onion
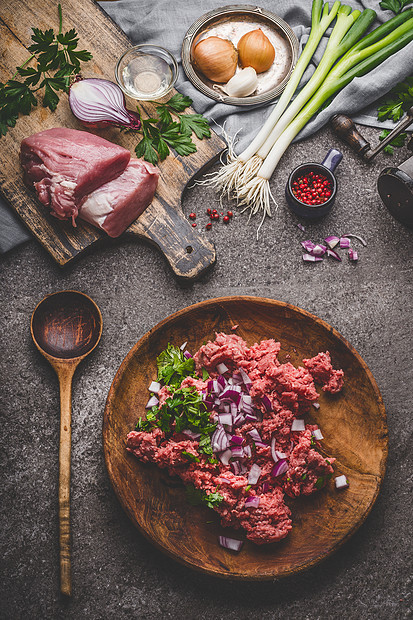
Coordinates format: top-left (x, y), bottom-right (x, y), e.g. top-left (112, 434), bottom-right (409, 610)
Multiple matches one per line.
top-left (230, 435), bottom-right (244, 446)
top-left (335, 475), bottom-right (349, 489)
top-left (271, 459), bottom-right (288, 477)
top-left (325, 235), bottom-right (340, 249)
top-left (218, 413), bottom-right (232, 428)
top-left (261, 395), bottom-right (272, 412)
top-left (218, 477), bottom-right (231, 484)
top-left (297, 223), bottom-right (306, 232)
top-left (275, 450), bottom-right (287, 460)
top-left (245, 496), bottom-right (260, 508)
top-left (339, 236), bottom-right (351, 249)
top-left (291, 419), bottom-right (305, 432)
top-left (248, 463), bottom-right (262, 484)
top-left (312, 402), bottom-right (320, 410)
top-left (230, 460), bottom-right (242, 475)
top-left (244, 413), bottom-right (257, 423)
top-left (270, 436), bottom-right (278, 463)
top-left (148, 380), bottom-right (161, 394)
top-left (220, 389), bottom-right (241, 405)
top-left (327, 248), bottom-right (341, 261)
top-left (312, 243), bottom-right (327, 256)
top-left (183, 351), bottom-right (192, 359)
top-left (180, 341), bottom-right (188, 350)
top-left (242, 394), bottom-right (252, 405)
top-left (312, 429), bottom-right (324, 440)
top-left (238, 367), bottom-right (252, 386)
top-left (231, 445), bottom-right (244, 458)
top-left (301, 240), bottom-right (316, 253)
top-left (219, 536), bottom-right (244, 552)
top-left (348, 248), bottom-right (358, 261)
top-left (243, 445), bottom-right (252, 459)
top-left (218, 448), bottom-right (232, 466)
top-left (146, 395), bottom-right (159, 409)
top-left (262, 482), bottom-right (271, 493)
top-left (303, 253), bottom-right (323, 262)
top-left (342, 233), bottom-right (367, 246)
top-left (247, 428), bottom-right (264, 445)
top-left (216, 362), bottom-right (229, 374)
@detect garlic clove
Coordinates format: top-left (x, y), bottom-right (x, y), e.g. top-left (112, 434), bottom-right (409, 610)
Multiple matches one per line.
top-left (221, 67), bottom-right (258, 98)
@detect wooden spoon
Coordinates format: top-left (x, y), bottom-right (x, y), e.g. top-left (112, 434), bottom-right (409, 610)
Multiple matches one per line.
top-left (31, 290), bottom-right (103, 596)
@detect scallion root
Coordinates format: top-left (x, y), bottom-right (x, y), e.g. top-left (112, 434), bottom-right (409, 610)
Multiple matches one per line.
top-left (237, 175), bottom-right (278, 238)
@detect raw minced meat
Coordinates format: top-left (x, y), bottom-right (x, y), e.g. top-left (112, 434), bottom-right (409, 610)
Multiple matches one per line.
top-left (127, 333), bottom-right (344, 546)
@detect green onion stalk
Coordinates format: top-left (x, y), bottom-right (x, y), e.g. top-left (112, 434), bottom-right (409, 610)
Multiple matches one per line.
top-left (198, 0), bottom-right (340, 196)
top-left (239, 10), bottom-right (413, 234)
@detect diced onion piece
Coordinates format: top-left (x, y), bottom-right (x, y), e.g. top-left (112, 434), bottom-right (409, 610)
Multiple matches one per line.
top-left (182, 428), bottom-right (201, 440)
top-left (248, 463), bottom-right (262, 484)
top-left (218, 413), bottom-right (232, 428)
top-left (339, 236), bottom-right (351, 249)
top-left (342, 233), bottom-right (367, 246)
top-left (312, 429), bottom-right (324, 440)
top-left (238, 367), bottom-right (252, 386)
top-left (217, 362), bottom-right (229, 374)
top-left (312, 243), bottom-right (327, 256)
top-left (291, 419), bottom-right (305, 432)
top-left (301, 240), bottom-right (315, 253)
top-left (297, 223), bottom-right (306, 232)
top-left (180, 341), bottom-right (188, 350)
top-left (245, 496), bottom-right (260, 508)
top-left (230, 435), bottom-right (244, 446)
top-left (325, 235), bottom-right (340, 249)
top-left (303, 253), bottom-right (323, 262)
top-left (312, 402), bottom-right (320, 410)
top-left (275, 450), bottom-right (287, 460)
top-left (327, 248), bottom-right (342, 261)
top-left (247, 428), bottom-right (265, 445)
top-left (219, 536), bottom-right (244, 552)
top-left (148, 380), bottom-right (161, 394)
top-left (219, 448), bottom-right (232, 466)
top-left (243, 445), bottom-right (252, 458)
top-left (262, 395), bottom-right (272, 411)
top-left (183, 351), bottom-right (192, 359)
top-left (335, 474), bottom-right (349, 489)
top-left (146, 395), bottom-right (159, 409)
top-left (271, 459), bottom-right (288, 477)
top-left (348, 248), bottom-right (358, 261)
top-left (231, 445), bottom-right (244, 458)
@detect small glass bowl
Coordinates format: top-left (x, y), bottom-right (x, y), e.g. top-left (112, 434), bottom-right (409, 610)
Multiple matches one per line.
top-left (115, 45), bottom-right (178, 101)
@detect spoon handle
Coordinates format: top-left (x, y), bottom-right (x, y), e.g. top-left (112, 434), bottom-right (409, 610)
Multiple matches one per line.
top-left (58, 366), bottom-right (75, 596)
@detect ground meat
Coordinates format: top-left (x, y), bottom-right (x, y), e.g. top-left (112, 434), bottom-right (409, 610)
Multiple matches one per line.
top-left (303, 351), bottom-right (344, 394)
top-left (127, 333), bottom-right (344, 546)
top-left (193, 332), bottom-right (249, 374)
top-left (284, 430), bottom-right (335, 497)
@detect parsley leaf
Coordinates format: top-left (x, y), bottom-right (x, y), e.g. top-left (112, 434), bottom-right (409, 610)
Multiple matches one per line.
top-left (0, 4), bottom-right (92, 137)
top-left (185, 485), bottom-right (224, 509)
top-left (379, 129), bottom-right (408, 155)
top-left (157, 343), bottom-right (196, 388)
top-left (377, 76), bottom-right (413, 123)
top-left (315, 476), bottom-right (325, 490)
top-left (379, 0), bottom-right (412, 14)
top-left (134, 94), bottom-right (210, 163)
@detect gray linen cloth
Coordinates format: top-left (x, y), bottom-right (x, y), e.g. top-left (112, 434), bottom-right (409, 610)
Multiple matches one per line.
top-left (1, 0), bottom-right (412, 253)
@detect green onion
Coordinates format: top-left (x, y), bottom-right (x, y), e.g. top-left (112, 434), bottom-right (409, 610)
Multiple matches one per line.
top-left (238, 9), bottom-right (413, 231)
top-left (200, 0), bottom-right (341, 196)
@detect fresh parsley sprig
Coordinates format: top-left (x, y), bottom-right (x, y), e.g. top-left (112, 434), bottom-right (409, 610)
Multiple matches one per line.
top-left (156, 343), bottom-right (197, 388)
top-left (0, 4), bottom-right (92, 137)
top-left (185, 484), bottom-right (224, 509)
top-left (135, 93), bottom-right (211, 165)
top-left (377, 76), bottom-right (413, 123)
top-left (379, 0), bottom-right (412, 15)
top-left (379, 129), bottom-right (408, 155)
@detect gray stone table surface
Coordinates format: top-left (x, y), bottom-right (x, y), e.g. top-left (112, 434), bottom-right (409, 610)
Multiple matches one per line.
top-left (1, 123), bottom-right (412, 620)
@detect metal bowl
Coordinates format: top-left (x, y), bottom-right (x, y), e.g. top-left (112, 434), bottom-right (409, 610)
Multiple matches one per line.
top-left (181, 5), bottom-right (299, 106)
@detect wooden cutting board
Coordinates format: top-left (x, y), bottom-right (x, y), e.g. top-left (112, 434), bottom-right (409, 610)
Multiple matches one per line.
top-left (0, 0), bottom-right (226, 280)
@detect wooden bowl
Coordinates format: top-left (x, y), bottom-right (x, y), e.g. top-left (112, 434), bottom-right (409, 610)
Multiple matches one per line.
top-left (103, 297), bottom-right (387, 580)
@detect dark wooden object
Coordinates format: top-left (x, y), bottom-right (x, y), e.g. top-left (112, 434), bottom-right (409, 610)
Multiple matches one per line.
top-left (103, 297), bottom-right (388, 580)
top-left (31, 291), bottom-right (103, 596)
top-left (0, 0), bottom-right (225, 280)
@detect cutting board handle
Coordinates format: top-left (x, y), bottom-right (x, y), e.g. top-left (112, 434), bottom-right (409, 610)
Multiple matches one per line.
top-left (127, 202), bottom-right (216, 282)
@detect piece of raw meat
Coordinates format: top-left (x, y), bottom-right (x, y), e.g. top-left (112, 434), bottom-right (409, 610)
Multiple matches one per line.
top-left (79, 158), bottom-right (159, 237)
top-left (20, 127), bottom-right (131, 223)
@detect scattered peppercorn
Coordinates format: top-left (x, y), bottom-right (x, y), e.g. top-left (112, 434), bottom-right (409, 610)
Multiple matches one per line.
top-left (206, 208), bottom-right (212, 215)
top-left (205, 222), bottom-right (212, 230)
top-left (223, 215), bottom-right (230, 223)
top-left (227, 210), bottom-right (233, 218)
top-left (192, 222), bottom-right (197, 227)
top-left (189, 212), bottom-right (196, 220)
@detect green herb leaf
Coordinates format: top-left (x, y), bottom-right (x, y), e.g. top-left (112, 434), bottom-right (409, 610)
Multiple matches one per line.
top-left (182, 450), bottom-right (200, 463)
top-left (135, 135), bottom-right (159, 166)
top-left (201, 368), bottom-right (210, 381)
top-left (379, 0), bottom-right (412, 13)
top-left (0, 4), bottom-right (92, 137)
top-left (377, 76), bottom-right (413, 123)
top-left (185, 485), bottom-right (223, 509)
top-left (315, 476), bottom-right (325, 490)
top-left (157, 343), bottom-right (196, 388)
top-left (163, 93), bottom-right (193, 113)
top-left (178, 113), bottom-right (211, 140)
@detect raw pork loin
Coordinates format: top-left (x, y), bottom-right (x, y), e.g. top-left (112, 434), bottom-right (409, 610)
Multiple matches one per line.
top-left (20, 128), bottom-right (131, 223)
top-left (79, 158), bottom-right (159, 237)
top-left (20, 128), bottom-right (159, 236)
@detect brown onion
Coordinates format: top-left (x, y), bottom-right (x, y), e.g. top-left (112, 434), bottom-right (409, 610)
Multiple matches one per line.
top-left (237, 29), bottom-right (275, 73)
top-left (192, 36), bottom-right (238, 83)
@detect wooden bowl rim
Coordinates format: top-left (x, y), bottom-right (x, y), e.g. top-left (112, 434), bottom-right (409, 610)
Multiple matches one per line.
top-left (103, 296), bottom-right (387, 579)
